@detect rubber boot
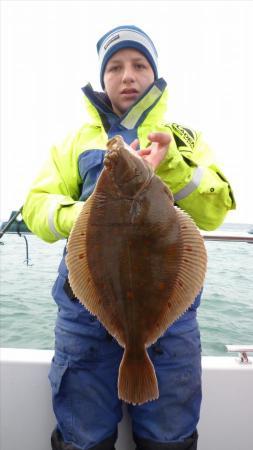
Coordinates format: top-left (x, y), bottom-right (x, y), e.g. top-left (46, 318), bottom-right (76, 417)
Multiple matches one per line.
top-left (134, 431), bottom-right (198, 450)
top-left (51, 428), bottom-right (117, 450)
top-left (51, 429), bottom-right (79, 450)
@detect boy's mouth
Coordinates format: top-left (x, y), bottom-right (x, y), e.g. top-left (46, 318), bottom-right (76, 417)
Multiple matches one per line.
top-left (120, 88), bottom-right (139, 96)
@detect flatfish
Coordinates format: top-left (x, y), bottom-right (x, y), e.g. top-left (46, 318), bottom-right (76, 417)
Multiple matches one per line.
top-left (66, 135), bottom-right (207, 405)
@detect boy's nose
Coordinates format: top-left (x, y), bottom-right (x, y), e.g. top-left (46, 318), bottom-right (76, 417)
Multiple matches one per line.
top-left (122, 65), bottom-right (135, 83)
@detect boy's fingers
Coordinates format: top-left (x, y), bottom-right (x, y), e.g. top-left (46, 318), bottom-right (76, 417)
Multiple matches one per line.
top-left (138, 149), bottom-right (152, 156)
top-left (130, 138), bottom-right (139, 150)
top-left (148, 132), bottom-right (171, 146)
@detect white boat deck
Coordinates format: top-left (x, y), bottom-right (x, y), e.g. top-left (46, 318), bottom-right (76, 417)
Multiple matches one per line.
top-left (0, 348), bottom-right (252, 450)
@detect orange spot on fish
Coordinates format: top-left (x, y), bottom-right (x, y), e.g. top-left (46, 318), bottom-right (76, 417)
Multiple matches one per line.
top-left (127, 291), bottom-right (134, 301)
top-left (158, 282), bottom-right (166, 291)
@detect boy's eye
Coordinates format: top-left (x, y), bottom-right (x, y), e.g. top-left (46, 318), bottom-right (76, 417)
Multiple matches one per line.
top-left (109, 65), bottom-right (120, 72)
top-left (135, 63), bottom-right (148, 71)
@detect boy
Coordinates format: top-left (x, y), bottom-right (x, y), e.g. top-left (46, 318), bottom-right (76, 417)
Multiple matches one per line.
top-left (23, 25), bottom-right (235, 450)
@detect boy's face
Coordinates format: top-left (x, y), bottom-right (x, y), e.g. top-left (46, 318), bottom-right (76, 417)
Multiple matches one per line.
top-left (103, 48), bottom-right (155, 116)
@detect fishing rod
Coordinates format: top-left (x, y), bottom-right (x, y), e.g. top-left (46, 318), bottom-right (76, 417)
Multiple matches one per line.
top-left (0, 207), bottom-right (23, 239)
top-left (0, 206), bottom-right (32, 265)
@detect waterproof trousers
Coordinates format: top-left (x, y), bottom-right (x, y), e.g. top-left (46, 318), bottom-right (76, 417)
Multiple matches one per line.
top-left (49, 274), bottom-right (202, 450)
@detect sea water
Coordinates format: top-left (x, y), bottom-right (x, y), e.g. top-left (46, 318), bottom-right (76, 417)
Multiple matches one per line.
top-left (0, 223), bottom-right (252, 356)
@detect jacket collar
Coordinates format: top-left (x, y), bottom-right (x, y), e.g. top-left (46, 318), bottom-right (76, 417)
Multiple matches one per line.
top-left (81, 78), bottom-right (168, 130)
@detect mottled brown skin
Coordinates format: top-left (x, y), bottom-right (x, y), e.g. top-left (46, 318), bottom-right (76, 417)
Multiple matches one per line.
top-left (67, 135), bottom-right (207, 404)
top-left (87, 143), bottom-right (181, 350)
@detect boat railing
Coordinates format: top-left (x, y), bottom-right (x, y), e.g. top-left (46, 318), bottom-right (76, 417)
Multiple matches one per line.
top-left (225, 345), bottom-right (253, 364)
top-left (1, 209), bottom-right (253, 240)
top-left (201, 231), bottom-right (253, 243)
top-left (3, 231), bottom-right (253, 241)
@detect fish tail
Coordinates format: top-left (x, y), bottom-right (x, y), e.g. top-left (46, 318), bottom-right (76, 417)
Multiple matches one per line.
top-left (118, 347), bottom-right (159, 405)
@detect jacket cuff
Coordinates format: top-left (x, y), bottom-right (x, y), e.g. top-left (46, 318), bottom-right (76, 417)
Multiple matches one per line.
top-left (54, 201), bottom-right (83, 238)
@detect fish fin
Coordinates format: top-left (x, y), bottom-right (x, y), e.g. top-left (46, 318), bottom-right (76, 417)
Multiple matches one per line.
top-left (146, 206), bottom-right (207, 346)
top-left (118, 347), bottom-right (159, 405)
top-left (66, 196), bottom-right (103, 316)
top-left (163, 207), bottom-right (207, 326)
top-left (66, 197), bottom-right (125, 346)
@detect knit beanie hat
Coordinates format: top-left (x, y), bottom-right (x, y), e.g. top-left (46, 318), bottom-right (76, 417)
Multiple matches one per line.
top-left (97, 25), bottom-right (158, 88)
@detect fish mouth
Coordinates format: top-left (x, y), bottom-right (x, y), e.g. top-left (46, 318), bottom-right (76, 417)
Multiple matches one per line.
top-left (104, 146), bottom-right (120, 171)
top-left (104, 143), bottom-right (141, 178)
top-left (105, 136), bottom-right (142, 169)
top-left (105, 136), bottom-right (154, 198)
top-left (104, 146), bottom-right (153, 198)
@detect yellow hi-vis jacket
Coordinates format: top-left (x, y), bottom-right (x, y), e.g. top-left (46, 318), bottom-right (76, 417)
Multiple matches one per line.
top-left (22, 81), bottom-right (235, 243)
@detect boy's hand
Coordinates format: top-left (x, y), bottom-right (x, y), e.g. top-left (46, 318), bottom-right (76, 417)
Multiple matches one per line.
top-left (130, 132), bottom-right (171, 170)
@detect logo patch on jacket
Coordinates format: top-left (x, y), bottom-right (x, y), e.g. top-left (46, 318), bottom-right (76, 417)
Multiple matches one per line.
top-left (171, 123), bottom-right (196, 150)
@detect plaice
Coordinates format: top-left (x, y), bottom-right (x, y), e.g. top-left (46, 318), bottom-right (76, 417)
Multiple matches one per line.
top-left (66, 135), bottom-right (207, 405)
